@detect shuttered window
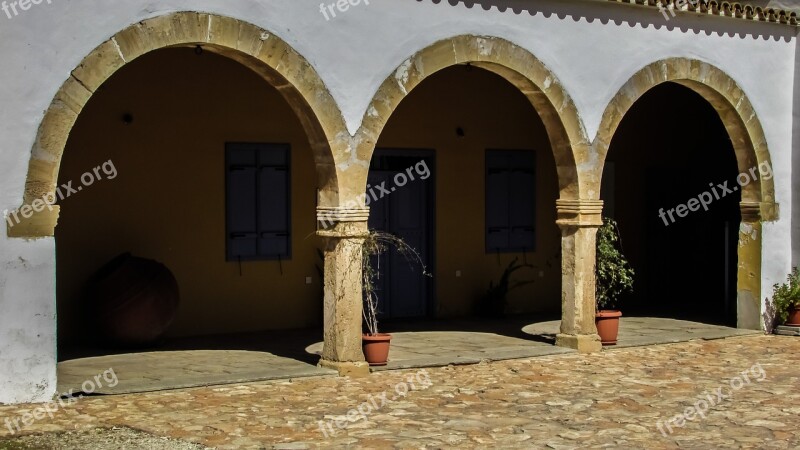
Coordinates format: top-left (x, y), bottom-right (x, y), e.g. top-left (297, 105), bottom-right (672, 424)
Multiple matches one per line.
top-left (486, 150), bottom-right (536, 253)
top-left (225, 143), bottom-right (290, 261)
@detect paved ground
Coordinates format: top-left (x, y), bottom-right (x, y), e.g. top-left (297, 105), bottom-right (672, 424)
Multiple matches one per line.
top-left (3, 334), bottom-right (798, 449)
top-left (522, 317), bottom-right (760, 349)
top-left (58, 317), bottom-right (755, 393)
top-left (57, 351), bottom-right (335, 395)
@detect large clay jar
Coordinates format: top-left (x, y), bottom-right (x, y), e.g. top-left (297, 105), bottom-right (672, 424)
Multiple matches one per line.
top-left (89, 253), bottom-right (179, 347)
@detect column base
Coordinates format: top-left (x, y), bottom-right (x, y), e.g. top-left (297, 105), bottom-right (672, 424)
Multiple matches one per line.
top-left (555, 333), bottom-right (602, 353)
top-left (318, 359), bottom-right (370, 377)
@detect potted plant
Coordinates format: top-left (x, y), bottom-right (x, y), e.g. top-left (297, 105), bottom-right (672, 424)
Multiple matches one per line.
top-left (771, 267), bottom-right (800, 327)
top-left (361, 230), bottom-right (429, 366)
top-left (595, 217), bottom-right (635, 345)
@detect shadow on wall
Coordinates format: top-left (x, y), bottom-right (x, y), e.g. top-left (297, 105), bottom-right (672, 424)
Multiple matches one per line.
top-left (416, 0), bottom-right (795, 41)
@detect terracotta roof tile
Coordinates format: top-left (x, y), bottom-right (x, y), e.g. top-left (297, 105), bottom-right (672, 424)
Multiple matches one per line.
top-left (605, 0), bottom-right (799, 25)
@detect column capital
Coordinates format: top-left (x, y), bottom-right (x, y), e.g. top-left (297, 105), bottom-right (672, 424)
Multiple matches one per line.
top-left (316, 206), bottom-right (370, 238)
top-left (556, 199), bottom-right (603, 228)
top-left (740, 202), bottom-right (762, 222)
top-left (741, 201), bottom-right (779, 223)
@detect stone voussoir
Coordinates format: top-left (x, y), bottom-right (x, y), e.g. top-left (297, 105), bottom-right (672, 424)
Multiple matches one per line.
top-left (32, 101), bottom-right (77, 163)
top-left (71, 39), bottom-right (126, 93)
top-left (55, 76), bottom-right (94, 114)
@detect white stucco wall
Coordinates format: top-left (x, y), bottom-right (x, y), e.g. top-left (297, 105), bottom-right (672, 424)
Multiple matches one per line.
top-left (792, 28), bottom-right (800, 269)
top-left (0, 238), bottom-right (56, 404)
top-left (0, 0), bottom-right (796, 404)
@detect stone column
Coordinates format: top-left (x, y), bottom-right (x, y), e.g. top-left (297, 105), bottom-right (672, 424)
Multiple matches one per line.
top-left (554, 199), bottom-right (604, 353)
top-left (737, 202), bottom-right (763, 330)
top-left (316, 207), bottom-right (371, 376)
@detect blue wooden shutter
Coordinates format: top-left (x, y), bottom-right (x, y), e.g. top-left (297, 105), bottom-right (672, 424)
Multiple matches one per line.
top-left (486, 152), bottom-right (511, 251)
top-left (226, 144), bottom-right (290, 260)
top-left (227, 147), bottom-right (259, 259)
top-left (486, 150), bottom-right (536, 253)
top-left (257, 147), bottom-right (290, 258)
top-left (508, 152), bottom-right (536, 251)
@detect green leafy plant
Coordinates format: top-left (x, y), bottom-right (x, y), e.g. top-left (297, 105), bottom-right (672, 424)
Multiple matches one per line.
top-left (595, 217), bottom-right (635, 311)
top-left (770, 267), bottom-right (800, 325)
top-left (361, 230), bottom-right (430, 336)
top-left (476, 257), bottom-right (535, 318)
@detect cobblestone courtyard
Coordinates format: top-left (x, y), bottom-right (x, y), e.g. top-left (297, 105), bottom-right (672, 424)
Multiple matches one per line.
top-left (1, 335), bottom-right (798, 449)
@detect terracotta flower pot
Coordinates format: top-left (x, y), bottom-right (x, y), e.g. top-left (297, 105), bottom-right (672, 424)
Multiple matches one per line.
top-left (786, 307), bottom-right (800, 327)
top-left (362, 333), bottom-right (392, 366)
top-left (596, 310), bottom-right (622, 346)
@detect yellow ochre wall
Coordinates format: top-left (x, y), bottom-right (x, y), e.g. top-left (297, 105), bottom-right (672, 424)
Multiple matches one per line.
top-left (56, 53), bottom-right (561, 343)
top-left (56, 48), bottom-right (322, 340)
top-left (376, 66), bottom-right (562, 317)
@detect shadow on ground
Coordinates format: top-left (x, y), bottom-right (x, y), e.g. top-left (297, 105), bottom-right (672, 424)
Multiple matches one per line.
top-left (57, 314), bottom-right (758, 395)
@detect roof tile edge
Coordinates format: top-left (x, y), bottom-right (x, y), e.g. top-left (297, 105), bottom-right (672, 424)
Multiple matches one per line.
top-left (603, 0), bottom-right (798, 26)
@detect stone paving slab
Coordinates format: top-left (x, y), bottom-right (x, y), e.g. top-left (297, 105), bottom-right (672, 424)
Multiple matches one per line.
top-left (57, 350), bottom-right (336, 395)
top-left (522, 317), bottom-right (760, 349)
top-left (2, 335), bottom-right (798, 449)
top-left (775, 325), bottom-right (800, 336)
top-left (307, 331), bottom-right (573, 372)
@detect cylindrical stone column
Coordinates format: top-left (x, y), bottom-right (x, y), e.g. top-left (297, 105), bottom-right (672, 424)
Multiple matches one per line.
top-left (316, 207), bottom-right (371, 376)
top-left (554, 199), bottom-right (604, 353)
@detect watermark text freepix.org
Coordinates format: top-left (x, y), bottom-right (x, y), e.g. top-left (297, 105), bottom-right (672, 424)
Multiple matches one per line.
top-left (658, 0), bottom-right (701, 21)
top-left (318, 159), bottom-right (430, 228)
top-left (2, 0), bottom-right (53, 20)
top-left (658, 161), bottom-right (772, 226)
top-left (656, 362), bottom-right (766, 436)
top-left (4, 160), bottom-right (117, 229)
top-left (4, 368), bottom-right (118, 435)
top-left (318, 369), bottom-right (432, 437)
top-left (319, 0), bottom-right (370, 21)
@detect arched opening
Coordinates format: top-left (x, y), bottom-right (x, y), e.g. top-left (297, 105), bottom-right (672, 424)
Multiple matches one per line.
top-left (603, 83), bottom-right (743, 325)
top-left (9, 13), bottom-right (348, 240)
top-left (596, 59), bottom-right (775, 331)
top-left (355, 36), bottom-right (586, 202)
top-left (333, 35), bottom-right (598, 359)
top-left (362, 63), bottom-right (563, 349)
top-left (56, 47), bottom-right (328, 361)
top-left (13, 12), bottom-right (354, 392)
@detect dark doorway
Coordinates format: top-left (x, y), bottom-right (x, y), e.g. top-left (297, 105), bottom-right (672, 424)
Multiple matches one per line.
top-left (643, 167), bottom-right (740, 325)
top-left (605, 83), bottom-right (741, 326)
top-left (368, 149), bottom-right (434, 319)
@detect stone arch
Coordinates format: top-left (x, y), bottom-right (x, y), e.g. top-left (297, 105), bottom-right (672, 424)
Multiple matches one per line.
top-left (595, 58), bottom-right (777, 219)
top-left (595, 58), bottom-right (777, 330)
top-left (351, 35), bottom-right (590, 203)
top-left (9, 12), bottom-right (349, 238)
